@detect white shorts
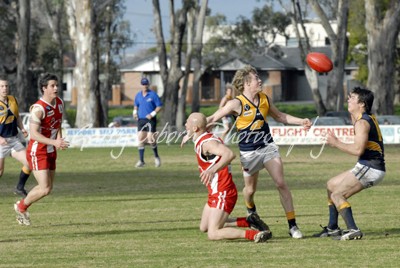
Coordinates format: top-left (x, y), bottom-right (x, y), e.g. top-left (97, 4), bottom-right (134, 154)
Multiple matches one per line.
top-left (0, 136), bottom-right (26, 158)
top-left (351, 162), bottom-right (385, 188)
top-left (240, 143), bottom-right (280, 176)
top-left (222, 117), bottom-right (233, 130)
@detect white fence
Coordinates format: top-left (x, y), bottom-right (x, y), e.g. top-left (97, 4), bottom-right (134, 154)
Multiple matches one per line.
top-left (64, 125), bottom-right (400, 148)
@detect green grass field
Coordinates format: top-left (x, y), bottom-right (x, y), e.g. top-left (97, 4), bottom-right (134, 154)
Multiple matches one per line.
top-left (1, 144), bottom-right (399, 267)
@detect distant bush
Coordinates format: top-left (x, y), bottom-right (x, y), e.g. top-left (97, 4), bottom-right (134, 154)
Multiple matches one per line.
top-left (274, 103), bottom-right (317, 118)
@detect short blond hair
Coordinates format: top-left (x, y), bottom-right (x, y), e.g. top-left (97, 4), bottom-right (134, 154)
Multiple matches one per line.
top-left (232, 65), bottom-right (258, 94)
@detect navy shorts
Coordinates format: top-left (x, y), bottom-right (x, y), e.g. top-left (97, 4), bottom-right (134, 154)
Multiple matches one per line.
top-left (138, 118), bottom-right (157, 133)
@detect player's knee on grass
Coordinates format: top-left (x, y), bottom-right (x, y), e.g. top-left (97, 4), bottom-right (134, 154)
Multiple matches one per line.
top-left (199, 223), bottom-right (208, 233)
top-left (207, 230), bottom-right (220, 241)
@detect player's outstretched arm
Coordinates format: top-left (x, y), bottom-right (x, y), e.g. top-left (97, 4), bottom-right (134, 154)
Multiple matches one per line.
top-left (207, 99), bottom-right (240, 128)
top-left (269, 102), bottom-right (311, 130)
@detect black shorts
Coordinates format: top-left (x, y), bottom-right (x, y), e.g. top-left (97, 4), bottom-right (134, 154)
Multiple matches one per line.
top-left (138, 118), bottom-right (157, 133)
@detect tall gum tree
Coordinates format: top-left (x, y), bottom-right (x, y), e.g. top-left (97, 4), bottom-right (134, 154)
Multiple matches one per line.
top-left (309, 0), bottom-right (349, 112)
top-left (41, 0), bottom-right (65, 102)
top-left (189, 0), bottom-right (208, 114)
top-left (65, 0), bottom-right (100, 127)
top-left (365, 0), bottom-right (400, 115)
top-left (289, 0), bottom-right (326, 115)
top-left (177, 0), bottom-right (210, 130)
top-left (152, 0), bottom-right (192, 128)
top-left (16, 0), bottom-right (30, 112)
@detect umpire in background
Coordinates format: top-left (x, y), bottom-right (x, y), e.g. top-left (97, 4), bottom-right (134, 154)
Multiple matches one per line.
top-left (133, 77), bottom-right (163, 168)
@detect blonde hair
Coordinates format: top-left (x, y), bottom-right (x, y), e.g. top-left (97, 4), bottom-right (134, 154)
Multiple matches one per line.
top-left (232, 65), bottom-right (258, 94)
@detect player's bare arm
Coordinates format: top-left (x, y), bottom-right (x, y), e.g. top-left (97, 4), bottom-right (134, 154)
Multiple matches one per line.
top-left (207, 99), bottom-right (241, 126)
top-left (219, 96), bottom-right (228, 109)
top-left (326, 119), bottom-right (369, 156)
top-left (199, 140), bottom-right (236, 186)
top-left (269, 102), bottom-right (311, 130)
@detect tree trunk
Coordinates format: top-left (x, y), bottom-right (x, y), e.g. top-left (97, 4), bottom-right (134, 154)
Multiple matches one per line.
top-left (190, 62), bottom-right (202, 113)
top-left (176, 8), bottom-right (195, 131)
top-left (98, 4), bottom-right (113, 127)
top-left (152, 0), bottom-right (169, 120)
top-left (310, 0), bottom-right (349, 111)
top-left (153, 0), bottom-right (190, 128)
top-left (305, 68), bottom-right (326, 115)
top-left (190, 0), bottom-right (208, 114)
top-left (291, 0), bottom-right (326, 115)
top-left (66, 0), bottom-right (99, 127)
top-left (16, 0), bottom-right (30, 112)
top-left (365, 0), bottom-right (400, 115)
top-left (43, 0), bottom-right (65, 108)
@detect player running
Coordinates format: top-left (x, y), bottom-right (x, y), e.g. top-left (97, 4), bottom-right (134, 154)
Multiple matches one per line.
top-left (14, 73), bottom-right (69, 225)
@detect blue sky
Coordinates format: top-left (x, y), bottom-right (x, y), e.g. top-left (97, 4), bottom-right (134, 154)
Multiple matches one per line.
top-left (124, 0), bottom-right (267, 53)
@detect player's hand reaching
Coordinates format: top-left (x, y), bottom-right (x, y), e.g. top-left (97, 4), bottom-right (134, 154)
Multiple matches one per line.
top-left (325, 131), bottom-right (339, 147)
top-left (21, 129), bottom-right (28, 138)
top-left (321, 130), bottom-right (339, 147)
top-left (180, 131), bottom-right (194, 148)
top-left (302, 118), bottom-right (312, 130)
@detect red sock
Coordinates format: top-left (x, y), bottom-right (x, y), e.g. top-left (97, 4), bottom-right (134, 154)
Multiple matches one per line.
top-left (236, 217), bottom-right (250, 228)
top-left (245, 230), bottom-right (259, 241)
top-left (18, 199), bottom-right (30, 212)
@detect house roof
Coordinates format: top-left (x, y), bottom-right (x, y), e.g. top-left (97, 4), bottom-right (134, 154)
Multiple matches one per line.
top-left (119, 53), bottom-right (160, 72)
top-left (120, 52), bottom-right (195, 73)
top-left (218, 54), bottom-right (287, 71)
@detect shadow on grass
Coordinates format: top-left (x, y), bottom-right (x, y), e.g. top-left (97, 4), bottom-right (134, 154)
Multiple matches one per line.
top-left (364, 228), bottom-right (400, 237)
top-left (59, 196), bottom-right (203, 203)
top-left (67, 226), bottom-right (200, 237)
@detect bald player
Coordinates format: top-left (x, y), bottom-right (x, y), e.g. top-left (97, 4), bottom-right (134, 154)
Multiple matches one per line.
top-left (181, 112), bottom-right (271, 243)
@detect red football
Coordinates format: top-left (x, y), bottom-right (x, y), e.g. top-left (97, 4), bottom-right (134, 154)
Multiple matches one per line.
top-left (306, 52), bottom-right (333, 73)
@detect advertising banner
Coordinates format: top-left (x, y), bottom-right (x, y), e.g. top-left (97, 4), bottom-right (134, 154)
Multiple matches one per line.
top-left (64, 125), bottom-right (400, 148)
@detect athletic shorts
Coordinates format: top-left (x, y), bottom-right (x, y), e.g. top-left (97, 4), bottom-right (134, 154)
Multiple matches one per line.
top-left (27, 151), bottom-right (57, 171)
top-left (222, 116), bottom-right (232, 127)
top-left (208, 187), bottom-right (237, 214)
top-left (240, 143), bottom-right (280, 177)
top-left (138, 119), bottom-right (157, 133)
top-left (0, 136), bottom-right (25, 158)
top-left (351, 162), bottom-right (385, 188)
